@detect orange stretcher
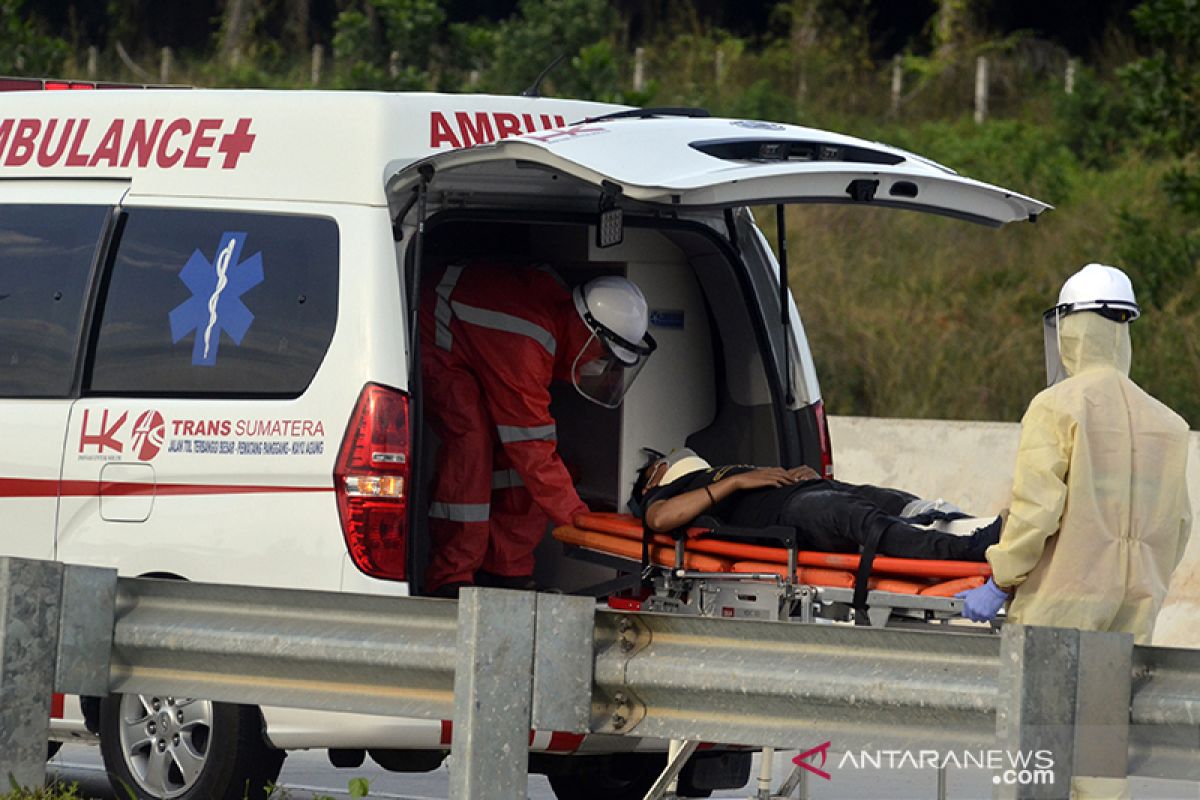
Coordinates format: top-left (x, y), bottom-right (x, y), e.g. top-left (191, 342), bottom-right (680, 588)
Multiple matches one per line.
top-left (553, 512), bottom-right (990, 626)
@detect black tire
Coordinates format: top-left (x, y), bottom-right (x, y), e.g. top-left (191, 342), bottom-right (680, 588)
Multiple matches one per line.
top-left (547, 754), bottom-right (665, 800)
top-left (99, 693), bottom-right (285, 800)
top-left (47, 741), bottom-right (62, 760)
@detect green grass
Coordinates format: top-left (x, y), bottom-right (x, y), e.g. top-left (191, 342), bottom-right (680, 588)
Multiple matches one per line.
top-left (1, 781), bottom-right (86, 800)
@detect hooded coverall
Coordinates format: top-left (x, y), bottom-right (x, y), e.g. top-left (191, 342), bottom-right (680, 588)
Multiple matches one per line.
top-left (986, 312), bottom-right (1191, 799)
top-left (419, 262), bottom-right (591, 592)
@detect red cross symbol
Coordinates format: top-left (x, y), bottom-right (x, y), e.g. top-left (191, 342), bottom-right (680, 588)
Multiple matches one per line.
top-left (217, 118), bottom-right (257, 168)
top-left (792, 740), bottom-right (832, 780)
top-left (521, 124), bottom-right (606, 144)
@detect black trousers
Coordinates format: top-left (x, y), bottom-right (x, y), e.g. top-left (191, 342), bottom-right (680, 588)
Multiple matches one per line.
top-left (774, 480), bottom-right (983, 561)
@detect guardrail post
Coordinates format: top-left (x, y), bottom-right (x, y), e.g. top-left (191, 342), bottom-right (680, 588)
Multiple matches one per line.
top-left (531, 593), bottom-right (594, 733)
top-left (450, 588), bottom-right (537, 799)
top-left (55, 564), bottom-right (117, 697)
top-left (1072, 628), bottom-right (1133, 792)
top-left (0, 557), bottom-right (65, 789)
top-left (996, 625), bottom-right (1133, 800)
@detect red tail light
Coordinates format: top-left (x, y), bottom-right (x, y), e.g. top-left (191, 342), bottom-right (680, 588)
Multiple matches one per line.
top-left (335, 383), bottom-right (410, 580)
top-left (0, 76), bottom-right (179, 92)
top-left (45, 81), bottom-right (95, 90)
top-left (813, 399), bottom-right (835, 479)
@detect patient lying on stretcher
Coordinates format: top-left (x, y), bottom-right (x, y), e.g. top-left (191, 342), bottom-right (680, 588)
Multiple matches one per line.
top-left (630, 449), bottom-right (1002, 562)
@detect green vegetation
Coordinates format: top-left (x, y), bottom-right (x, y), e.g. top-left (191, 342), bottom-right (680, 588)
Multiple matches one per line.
top-left (1, 780), bottom-right (86, 800)
top-left (2, 0), bottom-right (1197, 424)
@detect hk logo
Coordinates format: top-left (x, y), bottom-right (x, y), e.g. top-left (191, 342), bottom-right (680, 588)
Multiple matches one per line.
top-left (79, 409), bottom-right (127, 454)
top-left (169, 232), bottom-right (263, 366)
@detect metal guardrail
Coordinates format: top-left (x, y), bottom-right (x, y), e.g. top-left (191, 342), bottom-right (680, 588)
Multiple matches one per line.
top-left (2, 556), bottom-right (1200, 799)
top-left (108, 577), bottom-right (459, 719)
top-left (590, 612), bottom-right (1001, 751)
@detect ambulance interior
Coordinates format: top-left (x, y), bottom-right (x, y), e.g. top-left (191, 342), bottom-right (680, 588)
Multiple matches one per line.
top-left (412, 214), bottom-right (787, 594)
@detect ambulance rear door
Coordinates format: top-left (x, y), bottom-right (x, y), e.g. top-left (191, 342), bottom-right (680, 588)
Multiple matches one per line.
top-left (386, 113), bottom-right (1050, 471)
top-left (386, 115), bottom-right (1050, 225)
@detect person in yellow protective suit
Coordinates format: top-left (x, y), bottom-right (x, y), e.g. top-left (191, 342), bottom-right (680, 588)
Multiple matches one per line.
top-left (957, 263), bottom-right (1192, 800)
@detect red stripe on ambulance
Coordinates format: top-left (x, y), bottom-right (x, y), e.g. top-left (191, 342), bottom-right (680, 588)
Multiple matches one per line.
top-left (429, 111), bottom-right (567, 150)
top-left (437, 721), bottom-right (582, 751)
top-left (546, 732), bottom-right (586, 752)
top-left (0, 117), bottom-right (256, 169)
top-left (0, 477), bottom-right (331, 497)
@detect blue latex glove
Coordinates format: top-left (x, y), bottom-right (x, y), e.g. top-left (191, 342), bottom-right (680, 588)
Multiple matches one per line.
top-left (956, 578), bottom-right (1008, 622)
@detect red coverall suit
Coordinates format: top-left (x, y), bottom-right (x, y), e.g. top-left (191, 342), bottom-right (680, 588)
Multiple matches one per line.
top-left (420, 262), bottom-right (591, 592)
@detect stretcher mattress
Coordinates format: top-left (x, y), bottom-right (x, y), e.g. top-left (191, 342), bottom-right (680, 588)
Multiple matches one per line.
top-left (554, 512), bottom-right (989, 596)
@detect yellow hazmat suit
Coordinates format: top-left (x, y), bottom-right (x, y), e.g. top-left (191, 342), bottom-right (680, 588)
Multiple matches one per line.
top-left (986, 311), bottom-right (1191, 645)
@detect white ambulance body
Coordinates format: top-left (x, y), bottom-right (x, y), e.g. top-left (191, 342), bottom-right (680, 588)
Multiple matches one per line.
top-left (0, 87), bottom-right (1047, 800)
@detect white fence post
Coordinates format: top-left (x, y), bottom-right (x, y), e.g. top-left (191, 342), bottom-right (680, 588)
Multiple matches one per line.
top-left (891, 54), bottom-right (903, 115)
top-left (311, 44), bottom-right (323, 86)
top-left (86, 45), bottom-right (98, 79)
top-left (974, 55), bottom-right (989, 124)
top-left (159, 47), bottom-right (172, 84)
top-left (634, 46), bottom-right (645, 92)
top-left (1065, 58), bottom-right (1077, 95)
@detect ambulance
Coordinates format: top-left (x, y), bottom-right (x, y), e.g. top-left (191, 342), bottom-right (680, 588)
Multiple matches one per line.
top-left (0, 80), bottom-right (1048, 799)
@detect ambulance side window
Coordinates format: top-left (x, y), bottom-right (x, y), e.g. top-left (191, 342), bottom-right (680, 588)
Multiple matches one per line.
top-left (0, 204), bottom-right (109, 397)
top-left (87, 208), bottom-right (339, 397)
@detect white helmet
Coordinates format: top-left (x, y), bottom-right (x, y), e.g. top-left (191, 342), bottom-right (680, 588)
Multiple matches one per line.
top-left (569, 276), bottom-right (657, 408)
top-left (1043, 263), bottom-right (1139, 385)
top-left (1047, 263), bottom-right (1140, 322)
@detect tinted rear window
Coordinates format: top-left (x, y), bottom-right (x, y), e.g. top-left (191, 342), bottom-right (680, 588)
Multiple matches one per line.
top-left (0, 204), bottom-right (108, 397)
top-left (88, 208), bottom-right (338, 396)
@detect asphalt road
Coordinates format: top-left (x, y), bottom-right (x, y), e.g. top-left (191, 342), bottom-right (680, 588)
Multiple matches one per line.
top-left (47, 743), bottom-right (1200, 799)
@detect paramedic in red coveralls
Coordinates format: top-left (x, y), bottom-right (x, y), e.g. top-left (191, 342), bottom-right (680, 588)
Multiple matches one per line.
top-left (420, 263), bottom-right (656, 597)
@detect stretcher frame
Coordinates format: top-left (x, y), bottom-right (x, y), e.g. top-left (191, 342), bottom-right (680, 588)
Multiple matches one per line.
top-left (555, 512), bottom-right (993, 628)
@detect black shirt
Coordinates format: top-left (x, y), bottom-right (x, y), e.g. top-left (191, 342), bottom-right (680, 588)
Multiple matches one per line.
top-left (642, 465), bottom-right (824, 529)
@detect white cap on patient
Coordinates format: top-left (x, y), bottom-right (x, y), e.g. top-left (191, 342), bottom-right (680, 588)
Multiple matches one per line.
top-left (659, 448), bottom-right (710, 486)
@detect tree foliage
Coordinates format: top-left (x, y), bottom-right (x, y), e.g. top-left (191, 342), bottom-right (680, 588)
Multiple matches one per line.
top-left (483, 0), bottom-right (620, 96)
top-left (0, 0), bottom-right (68, 74)
top-left (332, 0), bottom-right (447, 89)
top-left (1119, 0), bottom-right (1200, 156)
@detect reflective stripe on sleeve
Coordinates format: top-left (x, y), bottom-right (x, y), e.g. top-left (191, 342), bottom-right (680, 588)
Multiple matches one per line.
top-left (434, 264), bottom-right (464, 351)
top-left (428, 501), bottom-right (490, 523)
top-left (536, 263), bottom-right (568, 288)
top-left (491, 469), bottom-right (524, 490)
top-left (497, 424), bottom-right (557, 443)
top-left (449, 301), bottom-right (557, 356)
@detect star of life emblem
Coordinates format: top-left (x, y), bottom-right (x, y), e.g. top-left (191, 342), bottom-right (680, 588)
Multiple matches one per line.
top-left (168, 232), bottom-right (264, 366)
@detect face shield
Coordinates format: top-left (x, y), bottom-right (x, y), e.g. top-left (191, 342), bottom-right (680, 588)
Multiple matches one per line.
top-left (1043, 306), bottom-right (1067, 387)
top-left (570, 325), bottom-right (657, 409)
top-left (1043, 304), bottom-right (1137, 386)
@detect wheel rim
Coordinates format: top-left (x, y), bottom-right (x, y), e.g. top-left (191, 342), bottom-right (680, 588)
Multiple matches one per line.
top-left (117, 694), bottom-right (213, 798)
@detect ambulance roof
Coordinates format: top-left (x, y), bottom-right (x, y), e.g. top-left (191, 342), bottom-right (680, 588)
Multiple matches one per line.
top-left (0, 89), bottom-right (623, 206)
